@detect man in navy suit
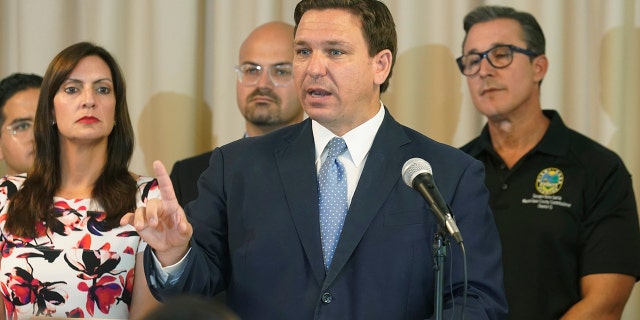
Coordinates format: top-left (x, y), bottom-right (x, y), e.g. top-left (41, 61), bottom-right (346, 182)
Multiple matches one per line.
top-left (169, 21), bottom-right (304, 207)
top-left (122, 0), bottom-right (508, 319)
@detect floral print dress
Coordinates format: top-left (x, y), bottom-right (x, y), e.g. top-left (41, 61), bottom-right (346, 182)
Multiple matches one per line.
top-left (0, 175), bottom-right (159, 319)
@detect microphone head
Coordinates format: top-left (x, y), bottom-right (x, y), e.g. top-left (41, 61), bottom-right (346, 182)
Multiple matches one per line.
top-left (402, 158), bottom-right (432, 187)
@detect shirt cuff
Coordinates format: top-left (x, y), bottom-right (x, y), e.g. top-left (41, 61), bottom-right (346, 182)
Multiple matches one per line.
top-left (151, 248), bottom-right (191, 287)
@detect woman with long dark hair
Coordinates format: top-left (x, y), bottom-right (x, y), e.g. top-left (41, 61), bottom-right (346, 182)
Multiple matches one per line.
top-left (0, 42), bottom-right (160, 319)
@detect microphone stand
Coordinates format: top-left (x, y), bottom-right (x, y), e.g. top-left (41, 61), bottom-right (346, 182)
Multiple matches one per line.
top-left (433, 225), bottom-right (448, 320)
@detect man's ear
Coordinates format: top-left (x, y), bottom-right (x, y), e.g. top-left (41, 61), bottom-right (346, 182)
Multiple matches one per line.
top-left (373, 49), bottom-right (393, 86)
top-left (533, 54), bottom-right (548, 84)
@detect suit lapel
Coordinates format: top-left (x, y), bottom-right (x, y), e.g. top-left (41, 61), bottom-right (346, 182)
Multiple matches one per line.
top-left (275, 120), bottom-right (327, 286)
top-left (322, 113), bottom-right (411, 290)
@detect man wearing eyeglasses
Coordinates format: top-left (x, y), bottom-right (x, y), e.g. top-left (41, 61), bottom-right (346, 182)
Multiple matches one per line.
top-left (0, 73), bottom-right (42, 177)
top-left (170, 21), bottom-right (304, 207)
top-left (458, 5), bottom-right (640, 320)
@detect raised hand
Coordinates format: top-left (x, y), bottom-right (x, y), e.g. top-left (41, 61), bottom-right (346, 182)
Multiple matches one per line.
top-left (121, 160), bottom-right (193, 266)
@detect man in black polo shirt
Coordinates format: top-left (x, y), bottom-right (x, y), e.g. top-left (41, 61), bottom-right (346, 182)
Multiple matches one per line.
top-left (457, 5), bottom-right (640, 319)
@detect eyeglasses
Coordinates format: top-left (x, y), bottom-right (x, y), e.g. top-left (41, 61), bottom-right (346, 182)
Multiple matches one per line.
top-left (456, 44), bottom-right (540, 76)
top-left (234, 63), bottom-right (293, 87)
top-left (5, 119), bottom-right (34, 142)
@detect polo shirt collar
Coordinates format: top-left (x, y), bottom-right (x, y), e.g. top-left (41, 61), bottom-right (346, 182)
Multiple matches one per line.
top-left (466, 109), bottom-right (570, 158)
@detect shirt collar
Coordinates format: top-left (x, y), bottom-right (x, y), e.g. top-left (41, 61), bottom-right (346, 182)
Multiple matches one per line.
top-left (536, 109), bottom-right (570, 156)
top-left (467, 109), bottom-right (569, 158)
top-left (312, 101), bottom-right (385, 168)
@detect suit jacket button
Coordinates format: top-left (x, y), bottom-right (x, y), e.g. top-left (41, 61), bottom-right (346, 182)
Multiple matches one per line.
top-left (321, 292), bottom-right (333, 304)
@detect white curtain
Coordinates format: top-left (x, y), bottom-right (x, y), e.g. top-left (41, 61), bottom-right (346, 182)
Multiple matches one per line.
top-left (1, 0), bottom-right (639, 317)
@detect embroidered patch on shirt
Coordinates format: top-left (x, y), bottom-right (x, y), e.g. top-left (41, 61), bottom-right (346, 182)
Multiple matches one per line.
top-left (521, 167), bottom-right (572, 210)
top-left (535, 167), bottom-right (564, 195)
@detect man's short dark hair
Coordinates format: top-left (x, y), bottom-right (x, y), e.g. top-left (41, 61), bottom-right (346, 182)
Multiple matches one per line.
top-left (0, 73), bottom-right (43, 124)
top-left (461, 5), bottom-right (545, 56)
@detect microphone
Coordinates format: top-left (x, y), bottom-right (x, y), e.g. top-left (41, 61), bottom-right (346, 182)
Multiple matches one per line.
top-left (402, 158), bottom-right (463, 244)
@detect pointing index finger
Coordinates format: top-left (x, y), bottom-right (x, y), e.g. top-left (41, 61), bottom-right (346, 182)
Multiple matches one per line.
top-left (153, 160), bottom-right (179, 206)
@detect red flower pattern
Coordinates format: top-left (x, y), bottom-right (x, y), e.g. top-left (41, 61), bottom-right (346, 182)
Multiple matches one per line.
top-left (2, 267), bottom-right (67, 317)
top-left (77, 275), bottom-right (123, 316)
top-left (0, 176), bottom-right (159, 319)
